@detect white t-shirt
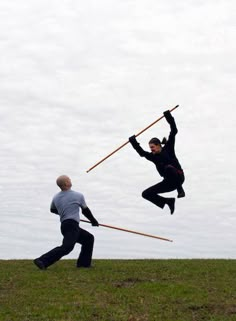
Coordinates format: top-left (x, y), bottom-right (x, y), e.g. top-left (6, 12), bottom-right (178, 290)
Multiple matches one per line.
top-left (50, 189), bottom-right (87, 223)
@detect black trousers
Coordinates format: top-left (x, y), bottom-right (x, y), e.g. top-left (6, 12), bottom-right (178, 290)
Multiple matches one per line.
top-left (142, 166), bottom-right (185, 209)
top-left (38, 219), bottom-right (94, 268)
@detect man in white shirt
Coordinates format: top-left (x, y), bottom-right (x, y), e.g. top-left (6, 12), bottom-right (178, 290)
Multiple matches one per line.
top-left (34, 175), bottom-right (99, 270)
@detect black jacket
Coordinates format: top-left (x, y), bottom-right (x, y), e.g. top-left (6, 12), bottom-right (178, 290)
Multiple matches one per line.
top-left (130, 113), bottom-right (183, 177)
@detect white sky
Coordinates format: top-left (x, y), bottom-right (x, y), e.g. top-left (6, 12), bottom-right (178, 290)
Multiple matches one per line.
top-left (0, 0), bottom-right (235, 259)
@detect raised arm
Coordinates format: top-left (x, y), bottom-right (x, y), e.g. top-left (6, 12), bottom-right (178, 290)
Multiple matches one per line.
top-left (163, 110), bottom-right (178, 150)
top-left (163, 110), bottom-right (178, 132)
top-left (163, 110), bottom-right (178, 136)
top-left (129, 135), bottom-right (153, 161)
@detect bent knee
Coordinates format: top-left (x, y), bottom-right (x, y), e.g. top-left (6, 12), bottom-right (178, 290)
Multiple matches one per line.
top-left (84, 233), bottom-right (94, 245)
top-left (142, 189), bottom-right (150, 199)
top-left (88, 234), bottom-right (94, 245)
top-left (63, 244), bottom-right (75, 255)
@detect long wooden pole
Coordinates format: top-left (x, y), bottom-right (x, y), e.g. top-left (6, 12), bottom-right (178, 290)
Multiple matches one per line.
top-left (86, 105), bottom-right (179, 173)
top-left (81, 219), bottom-right (173, 242)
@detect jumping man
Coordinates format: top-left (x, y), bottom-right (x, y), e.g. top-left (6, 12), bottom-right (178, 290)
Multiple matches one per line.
top-left (129, 110), bottom-right (185, 215)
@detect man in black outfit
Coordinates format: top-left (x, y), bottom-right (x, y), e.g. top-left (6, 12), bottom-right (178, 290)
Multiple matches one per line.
top-left (34, 175), bottom-right (99, 270)
top-left (129, 110), bottom-right (185, 215)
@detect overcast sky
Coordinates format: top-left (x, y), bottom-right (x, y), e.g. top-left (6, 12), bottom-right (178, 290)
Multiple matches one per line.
top-left (0, 0), bottom-right (235, 259)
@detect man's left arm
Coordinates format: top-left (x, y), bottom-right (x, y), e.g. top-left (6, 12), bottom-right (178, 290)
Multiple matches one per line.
top-left (82, 207), bottom-right (99, 226)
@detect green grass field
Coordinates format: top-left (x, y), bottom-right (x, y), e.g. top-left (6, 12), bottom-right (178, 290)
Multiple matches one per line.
top-left (0, 259), bottom-right (236, 321)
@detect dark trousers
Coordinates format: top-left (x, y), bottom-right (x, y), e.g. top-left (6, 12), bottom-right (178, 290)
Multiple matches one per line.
top-left (142, 166), bottom-right (185, 209)
top-left (38, 219), bottom-right (94, 268)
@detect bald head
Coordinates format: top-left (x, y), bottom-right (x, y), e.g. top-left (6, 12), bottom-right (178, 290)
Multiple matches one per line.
top-left (56, 175), bottom-right (72, 191)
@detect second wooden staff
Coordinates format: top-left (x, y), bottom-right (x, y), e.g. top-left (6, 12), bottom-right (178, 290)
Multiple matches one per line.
top-left (81, 219), bottom-right (173, 242)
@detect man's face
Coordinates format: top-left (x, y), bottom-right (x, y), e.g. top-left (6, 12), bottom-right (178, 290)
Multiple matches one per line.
top-left (149, 143), bottom-right (162, 154)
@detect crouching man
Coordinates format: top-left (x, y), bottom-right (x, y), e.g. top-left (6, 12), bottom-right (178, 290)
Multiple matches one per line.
top-left (34, 175), bottom-right (99, 270)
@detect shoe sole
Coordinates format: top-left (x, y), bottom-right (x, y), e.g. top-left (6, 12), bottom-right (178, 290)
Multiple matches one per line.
top-left (34, 259), bottom-right (46, 270)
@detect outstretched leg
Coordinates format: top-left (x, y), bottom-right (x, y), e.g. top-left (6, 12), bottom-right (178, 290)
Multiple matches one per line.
top-left (34, 220), bottom-right (79, 269)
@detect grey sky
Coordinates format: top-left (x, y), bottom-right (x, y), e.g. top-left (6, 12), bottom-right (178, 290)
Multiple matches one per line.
top-left (0, 0), bottom-right (235, 259)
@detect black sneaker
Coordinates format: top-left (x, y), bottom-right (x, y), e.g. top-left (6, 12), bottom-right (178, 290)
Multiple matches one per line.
top-left (34, 258), bottom-right (46, 270)
top-left (166, 198), bottom-right (175, 215)
top-left (77, 265), bottom-right (92, 269)
top-left (177, 186), bottom-right (185, 198)
top-left (177, 191), bottom-right (185, 198)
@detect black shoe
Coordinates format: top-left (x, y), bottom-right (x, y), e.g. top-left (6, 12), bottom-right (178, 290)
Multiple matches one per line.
top-left (177, 191), bottom-right (185, 198)
top-left (34, 258), bottom-right (46, 270)
top-left (177, 186), bottom-right (185, 198)
top-left (166, 198), bottom-right (175, 215)
top-left (77, 264), bottom-right (93, 269)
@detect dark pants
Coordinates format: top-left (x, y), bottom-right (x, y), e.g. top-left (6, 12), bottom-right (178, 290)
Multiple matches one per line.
top-left (142, 166), bottom-right (185, 209)
top-left (38, 219), bottom-right (94, 268)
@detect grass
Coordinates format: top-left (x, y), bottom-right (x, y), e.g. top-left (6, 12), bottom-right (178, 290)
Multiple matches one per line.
top-left (0, 259), bottom-right (236, 321)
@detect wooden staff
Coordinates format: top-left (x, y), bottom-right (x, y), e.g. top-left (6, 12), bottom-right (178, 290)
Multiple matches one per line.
top-left (86, 105), bottom-right (179, 173)
top-left (81, 219), bottom-right (173, 242)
